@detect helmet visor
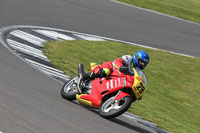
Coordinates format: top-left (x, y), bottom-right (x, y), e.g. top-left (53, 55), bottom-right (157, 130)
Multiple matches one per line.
top-left (138, 59), bottom-right (148, 69)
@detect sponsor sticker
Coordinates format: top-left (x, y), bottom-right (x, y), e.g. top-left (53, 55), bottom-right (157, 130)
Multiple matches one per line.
top-left (110, 79), bottom-right (113, 88)
top-left (106, 82), bottom-right (110, 89)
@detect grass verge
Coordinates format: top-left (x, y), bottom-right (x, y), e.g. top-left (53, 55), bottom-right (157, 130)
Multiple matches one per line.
top-left (43, 40), bottom-right (200, 133)
top-left (117, 0), bottom-right (200, 23)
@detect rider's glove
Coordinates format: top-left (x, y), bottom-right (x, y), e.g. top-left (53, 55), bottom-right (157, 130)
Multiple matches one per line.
top-left (89, 71), bottom-right (96, 80)
top-left (98, 68), bottom-right (107, 78)
top-left (119, 66), bottom-right (129, 73)
top-left (119, 66), bottom-right (134, 76)
top-left (82, 72), bottom-right (98, 80)
top-left (90, 68), bottom-right (107, 79)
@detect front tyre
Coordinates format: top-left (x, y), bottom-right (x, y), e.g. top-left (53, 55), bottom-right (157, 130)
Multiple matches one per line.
top-left (99, 96), bottom-right (132, 119)
top-left (61, 77), bottom-right (80, 100)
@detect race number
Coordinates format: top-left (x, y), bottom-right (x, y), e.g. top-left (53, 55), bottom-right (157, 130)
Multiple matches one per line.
top-left (136, 82), bottom-right (145, 94)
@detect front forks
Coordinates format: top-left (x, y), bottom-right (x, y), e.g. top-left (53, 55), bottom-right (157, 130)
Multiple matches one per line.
top-left (77, 74), bottom-right (83, 94)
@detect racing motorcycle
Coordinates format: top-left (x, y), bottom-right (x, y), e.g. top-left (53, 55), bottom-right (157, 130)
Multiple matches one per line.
top-left (61, 64), bottom-right (147, 119)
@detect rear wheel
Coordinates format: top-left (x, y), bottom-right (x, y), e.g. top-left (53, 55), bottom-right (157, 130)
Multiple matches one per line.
top-left (99, 96), bottom-right (132, 119)
top-left (61, 77), bottom-right (80, 100)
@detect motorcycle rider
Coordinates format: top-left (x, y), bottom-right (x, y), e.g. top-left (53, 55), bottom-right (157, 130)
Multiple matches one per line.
top-left (83, 50), bottom-right (150, 80)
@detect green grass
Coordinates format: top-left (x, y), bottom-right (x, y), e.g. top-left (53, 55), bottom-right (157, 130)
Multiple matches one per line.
top-left (43, 40), bottom-right (200, 133)
top-left (117, 0), bottom-right (200, 23)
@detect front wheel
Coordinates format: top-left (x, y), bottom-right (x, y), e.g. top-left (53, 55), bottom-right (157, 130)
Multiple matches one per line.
top-left (61, 77), bottom-right (80, 100)
top-left (99, 96), bottom-right (132, 119)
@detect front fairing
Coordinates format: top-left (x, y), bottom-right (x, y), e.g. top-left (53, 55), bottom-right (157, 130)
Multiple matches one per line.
top-left (132, 67), bottom-right (147, 99)
top-left (135, 67), bottom-right (147, 87)
top-left (79, 75), bottom-right (134, 108)
top-left (98, 74), bottom-right (135, 95)
top-left (77, 68), bottom-right (147, 107)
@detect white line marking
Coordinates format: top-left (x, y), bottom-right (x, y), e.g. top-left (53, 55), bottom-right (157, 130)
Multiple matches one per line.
top-left (33, 29), bottom-right (196, 58)
top-left (14, 30), bottom-right (47, 42)
top-left (9, 30), bottom-right (45, 47)
top-left (33, 29), bottom-right (56, 40)
top-left (109, 0), bottom-right (200, 26)
top-left (123, 112), bottom-right (168, 132)
top-left (25, 58), bottom-right (64, 73)
top-left (37, 66), bottom-right (70, 80)
top-left (123, 112), bottom-right (156, 126)
top-left (107, 38), bottom-right (195, 58)
top-left (25, 58), bottom-right (70, 79)
top-left (34, 30), bottom-right (75, 40)
top-left (33, 26), bottom-right (196, 58)
top-left (74, 34), bottom-right (105, 41)
top-left (7, 44), bottom-right (47, 59)
top-left (5, 25), bottom-right (196, 57)
top-left (7, 39), bottom-right (43, 54)
top-left (24, 60), bottom-right (70, 80)
top-left (8, 42), bottom-right (49, 60)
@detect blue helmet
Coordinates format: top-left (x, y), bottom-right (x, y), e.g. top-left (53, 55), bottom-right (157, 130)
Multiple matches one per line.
top-left (133, 50), bottom-right (150, 70)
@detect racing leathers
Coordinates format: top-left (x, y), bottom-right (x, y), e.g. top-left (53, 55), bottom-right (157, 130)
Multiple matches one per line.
top-left (87, 55), bottom-right (134, 79)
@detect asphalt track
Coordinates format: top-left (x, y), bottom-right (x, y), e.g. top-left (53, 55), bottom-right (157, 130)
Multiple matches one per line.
top-left (0, 0), bottom-right (199, 133)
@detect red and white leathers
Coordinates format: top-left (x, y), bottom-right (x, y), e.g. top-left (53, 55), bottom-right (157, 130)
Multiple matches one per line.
top-left (90, 55), bottom-right (133, 77)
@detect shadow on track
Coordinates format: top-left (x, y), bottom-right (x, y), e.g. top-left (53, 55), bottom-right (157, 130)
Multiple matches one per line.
top-left (89, 108), bottom-right (152, 133)
top-left (63, 97), bottom-right (153, 133)
top-left (109, 118), bottom-right (152, 133)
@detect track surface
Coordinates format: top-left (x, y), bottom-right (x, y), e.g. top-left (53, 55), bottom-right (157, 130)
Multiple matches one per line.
top-left (0, 0), bottom-right (199, 133)
top-left (1, 0), bottom-right (200, 57)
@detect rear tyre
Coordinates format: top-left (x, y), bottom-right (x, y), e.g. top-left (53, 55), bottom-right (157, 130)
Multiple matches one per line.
top-left (99, 96), bottom-right (132, 119)
top-left (61, 77), bottom-right (80, 100)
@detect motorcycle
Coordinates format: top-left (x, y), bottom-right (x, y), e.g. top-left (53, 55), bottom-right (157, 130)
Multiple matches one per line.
top-left (61, 63), bottom-right (147, 119)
